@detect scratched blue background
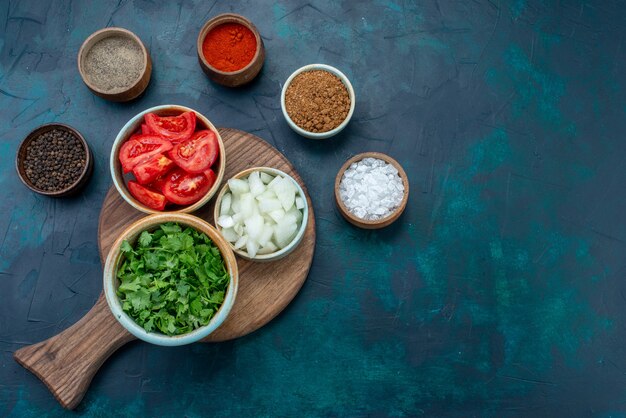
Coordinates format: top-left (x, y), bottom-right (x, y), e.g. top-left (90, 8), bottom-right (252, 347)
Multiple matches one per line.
top-left (2, 0), bottom-right (626, 416)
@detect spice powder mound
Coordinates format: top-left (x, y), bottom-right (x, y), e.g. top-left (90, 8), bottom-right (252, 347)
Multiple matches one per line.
top-left (83, 36), bottom-right (144, 93)
top-left (285, 70), bottom-right (351, 133)
top-left (202, 23), bottom-right (257, 72)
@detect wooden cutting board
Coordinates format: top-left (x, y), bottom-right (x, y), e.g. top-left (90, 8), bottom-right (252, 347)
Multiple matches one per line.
top-left (14, 128), bottom-right (316, 409)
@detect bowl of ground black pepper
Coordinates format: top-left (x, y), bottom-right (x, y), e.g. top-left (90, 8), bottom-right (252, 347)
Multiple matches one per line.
top-left (281, 64), bottom-right (355, 139)
top-left (78, 27), bottom-right (152, 102)
top-left (197, 13), bottom-right (265, 87)
top-left (16, 124), bottom-right (93, 197)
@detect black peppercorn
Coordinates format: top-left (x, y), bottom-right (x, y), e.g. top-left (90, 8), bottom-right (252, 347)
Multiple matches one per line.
top-left (23, 128), bottom-right (87, 192)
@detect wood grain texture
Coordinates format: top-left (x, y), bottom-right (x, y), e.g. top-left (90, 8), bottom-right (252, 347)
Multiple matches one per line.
top-left (13, 128), bottom-right (315, 410)
top-left (13, 295), bottom-right (134, 409)
top-left (99, 128), bottom-right (316, 341)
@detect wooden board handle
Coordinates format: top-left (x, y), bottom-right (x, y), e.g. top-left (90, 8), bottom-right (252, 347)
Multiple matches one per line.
top-left (13, 294), bottom-right (135, 409)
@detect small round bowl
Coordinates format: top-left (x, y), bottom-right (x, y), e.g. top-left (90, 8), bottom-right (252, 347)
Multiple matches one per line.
top-left (103, 213), bottom-right (238, 346)
top-left (213, 167), bottom-right (309, 262)
top-left (335, 152), bottom-right (409, 229)
top-left (197, 13), bottom-right (265, 87)
top-left (78, 27), bottom-right (152, 102)
top-left (16, 123), bottom-right (94, 197)
top-left (280, 64), bottom-right (355, 140)
top-left (110, 104), bottom-right (226, 214)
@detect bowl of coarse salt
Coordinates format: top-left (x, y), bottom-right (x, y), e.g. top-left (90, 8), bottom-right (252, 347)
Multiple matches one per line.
top-left (334, 152), bottom-right (409, 229)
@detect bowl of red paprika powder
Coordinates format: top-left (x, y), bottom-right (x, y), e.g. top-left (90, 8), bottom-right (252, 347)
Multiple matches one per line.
top-left (197, 13), bottom-right (265, 87)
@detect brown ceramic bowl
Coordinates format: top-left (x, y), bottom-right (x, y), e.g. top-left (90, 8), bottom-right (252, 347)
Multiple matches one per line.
top-left (16, 123), bottom-right (93, 197)
top-left (110, 104), bottom-right (226, 214)
top-left (334, 152), bottom-right (409, 229)
top-left (78, 27), bottom-right (152, 102)
top-left (196, 13), bottom-right (265, 87)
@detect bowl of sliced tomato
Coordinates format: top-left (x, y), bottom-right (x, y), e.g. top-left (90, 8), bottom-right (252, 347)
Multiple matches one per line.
top-left (110, 104), bottom-right (226, 213)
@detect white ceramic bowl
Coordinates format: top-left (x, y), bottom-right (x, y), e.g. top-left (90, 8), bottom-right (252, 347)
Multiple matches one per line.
top-left (213, 167), bottom-right (309, 262)
top-left (110, 104), bottom-right (226, 214)
top-left (103, 213), bottom-right (238, 346)
top-left (280, 64), bottom-right (355, 139)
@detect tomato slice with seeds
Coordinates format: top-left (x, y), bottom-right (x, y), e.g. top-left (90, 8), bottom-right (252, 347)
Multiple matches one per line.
top-left (141, 123), bottom-right (153, 135)
top-left (145, 111), bottom-right (196, 143)
top-left (128, 181), bottom-right (167, 211)
top-left (162, 168), bottom-right (216, 206)
top-left (132, 154), bottom-right (175, 185)
top-left (168, 130), bottom-right (219, 174)
top-left (119, 135), bottom-right (173, 173)
top-left (150, 174), bottom-right (169, 193)
top-left (204, 168), bottom-right (216, 188)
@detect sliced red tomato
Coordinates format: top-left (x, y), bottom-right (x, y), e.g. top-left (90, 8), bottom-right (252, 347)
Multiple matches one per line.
top-left (141, 123), bottom-right (153, 135)
top-left (145, 111), bottom-right (196, 143)
top-left (150, 174), bottom-right (169, 193)
top-left (168, 130), bottom-right (219, 174)
top-left (204, 168), bottom-right (216, 187)
top-left (128, 181), bottom-right (166, 211)
top-left (132, 154), bottom-right (175, 185)
top-left (162, 168), bottom-right (216, 206)
top-left (119, 135), bottom-right (173, 173)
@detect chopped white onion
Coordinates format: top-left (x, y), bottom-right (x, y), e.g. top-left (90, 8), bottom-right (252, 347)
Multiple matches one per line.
top-left (228, 178), bottom-right (249, 194)
top-left (267, 175), bottom-right (283, 190)
top-left (260, 172), bottom-right (273, 184)
top-left (240, 193), bottom-right (256, 218)
top-left (286, 206), bottom-right (303, 223)
top-left (258, 224), bottom-right (274, 247)
top-left (219, 171), bottom-right (304, 257)
top-left (259, 198), bottom-right (282, 213)
top-left (220, 227), bottom-right (239, 243)
top-left (249, 171), bottom-right (265, 196)
top-left (217, 215), bottom-right (234, 229)
top-left (274, 220), bottom-right (298, 248)
top-left (257, 242), bottom-right (278, 254)
top-left (246, 239), bottom-right (259, 258)
top-left (234, 235), bottom-right (248, 249)
top-left (269, 209), bottom-right (286, 223)
top-left (231, 194), bottom-right (241, 212)
top-left (244, 214), bottom-right (264, 240)
top-left (274, 177), bottom-right (296, 211)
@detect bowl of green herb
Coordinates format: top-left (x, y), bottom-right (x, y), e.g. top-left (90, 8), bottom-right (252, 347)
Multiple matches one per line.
top-left (103, 213), bottom-right (238, 346)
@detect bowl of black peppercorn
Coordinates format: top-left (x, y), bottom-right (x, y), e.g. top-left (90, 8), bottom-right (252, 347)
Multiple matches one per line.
top-left (16, 123), bottom-right (94, 197)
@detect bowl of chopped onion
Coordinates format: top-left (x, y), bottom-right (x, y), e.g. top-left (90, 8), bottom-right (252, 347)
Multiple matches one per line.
top-left (213, 167), bottom-right (308, 262)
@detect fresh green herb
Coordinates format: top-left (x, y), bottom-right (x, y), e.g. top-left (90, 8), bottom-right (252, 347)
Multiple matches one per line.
top-left (116, 222), bottom-right (230, 336)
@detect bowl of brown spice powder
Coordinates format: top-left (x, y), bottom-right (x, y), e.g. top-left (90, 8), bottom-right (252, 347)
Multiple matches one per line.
top-left (281, 64), bottom-right (355, 139)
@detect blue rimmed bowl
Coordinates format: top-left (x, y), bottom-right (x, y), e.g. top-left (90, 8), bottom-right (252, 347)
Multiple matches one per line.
top-left (280, 64), bottom-right (355, 140)
top-left (103, 213), bottom-right (238, 346)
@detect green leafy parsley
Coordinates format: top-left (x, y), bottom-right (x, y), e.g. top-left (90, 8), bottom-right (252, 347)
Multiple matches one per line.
top-left (116, 222), bottom-right (230, 336)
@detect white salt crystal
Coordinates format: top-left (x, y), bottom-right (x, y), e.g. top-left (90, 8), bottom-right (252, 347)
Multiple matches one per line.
top-left (338, 157), bottom-right (405, 221)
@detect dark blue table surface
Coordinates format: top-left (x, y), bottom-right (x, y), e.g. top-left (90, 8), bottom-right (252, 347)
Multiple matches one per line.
top-left (2, 0), bottom-right (626, 416)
